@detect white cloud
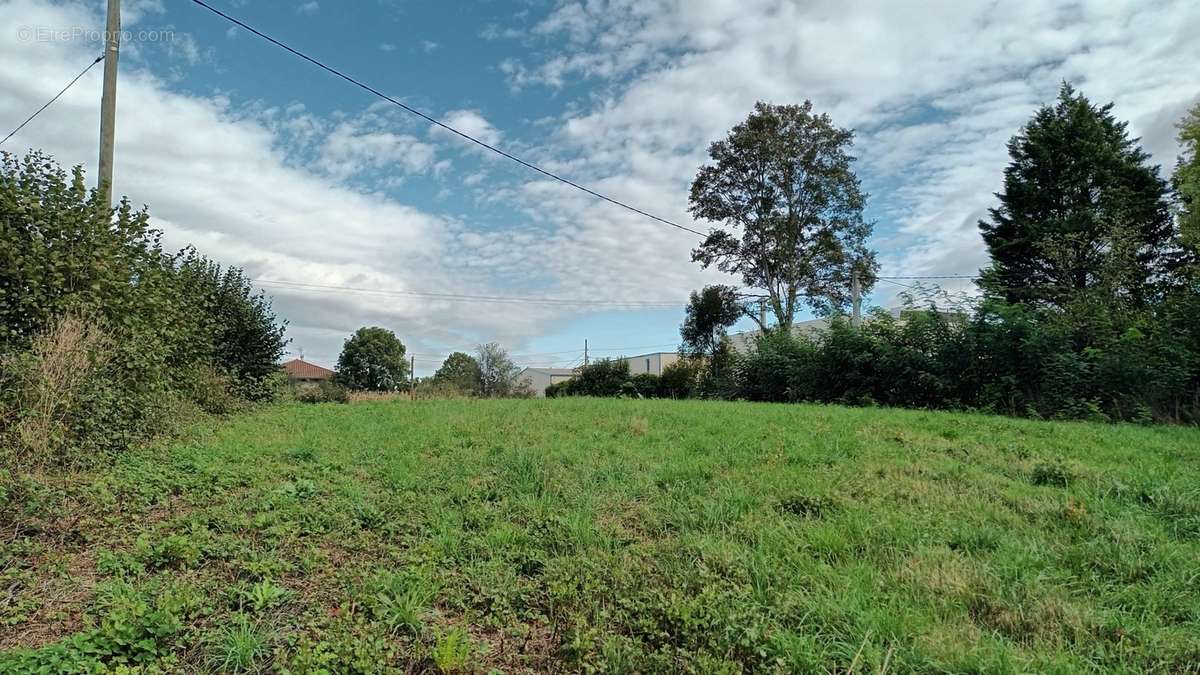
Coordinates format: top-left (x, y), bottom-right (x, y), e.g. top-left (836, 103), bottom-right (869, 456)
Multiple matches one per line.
top-left (296, 1), bottom-right (319, 15)
top-left (0, 0), bottom-right (643, 368)
top-left (318, 121), bottom-right (438, 179)
top-left (431, 109), bottom-right (505, 155)
top-left (5, 0), bottom-right (1198, 367)
top-left (507, 0), bottom-right (1200, 302)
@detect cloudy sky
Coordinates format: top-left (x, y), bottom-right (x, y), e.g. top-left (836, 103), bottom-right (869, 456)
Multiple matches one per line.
top-left (2, 0), bottom-right (1197, 373)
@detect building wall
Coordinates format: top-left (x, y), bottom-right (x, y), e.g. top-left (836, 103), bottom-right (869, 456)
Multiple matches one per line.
top-left (621, 352), bottom-right (680, 376)
top-left (520, 369), bottom-right (576, 397)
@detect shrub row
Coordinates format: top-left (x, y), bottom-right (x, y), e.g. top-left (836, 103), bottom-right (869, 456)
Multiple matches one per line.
top-left (554, 293), bottom-right (1200, 424)
top-left (736, 296), bottom-right (1200, 423)
top-left (546, 358), bottom-right (706, 400)
top-left (1, 151), bottom-right (287, 466)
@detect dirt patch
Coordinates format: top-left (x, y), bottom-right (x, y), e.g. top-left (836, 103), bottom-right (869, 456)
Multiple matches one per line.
top-left (0, 549), bottom-right (99, 651)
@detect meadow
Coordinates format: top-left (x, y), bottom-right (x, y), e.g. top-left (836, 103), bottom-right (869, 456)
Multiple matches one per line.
top-left (2, 398), bottom-right (1198, 673)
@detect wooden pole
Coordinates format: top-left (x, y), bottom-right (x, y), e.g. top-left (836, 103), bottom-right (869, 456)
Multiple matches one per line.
top-left (97, 0), bottom-right (121, 211)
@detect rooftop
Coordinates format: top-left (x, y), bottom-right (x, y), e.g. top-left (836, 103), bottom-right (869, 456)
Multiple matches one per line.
top-left (281, 358), bottom-right (335, 380)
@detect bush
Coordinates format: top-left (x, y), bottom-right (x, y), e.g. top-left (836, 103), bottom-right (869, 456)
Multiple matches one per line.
top-left (629, 373), bottom-right (662, 398)
top-left (660, 358), bottom-right (705, 399)
top-left (563, 359), bottom-right (631, 397)
top-left (0, 151), bottom-right (288, 466)
top-left (295, 381), bottom-right (350, 404)
top-left (735, 330), bottom-right (818, 403)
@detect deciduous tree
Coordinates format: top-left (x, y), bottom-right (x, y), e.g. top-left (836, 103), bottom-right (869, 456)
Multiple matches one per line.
top-left (434, 351), bottom-right (482, 394)
top-left (689, 101), bottom-right (877, 330)
top-left (680, 285), bottom-right (742, 360)
top-left (336, 327), bottom-right (408, 391)
top-left (476, 342), bottom-right (525, 397)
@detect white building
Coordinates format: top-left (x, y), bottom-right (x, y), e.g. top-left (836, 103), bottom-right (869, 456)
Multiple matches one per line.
top-left (619, 351), bottom-right (680, 376)
top-left (519, 351), bottom-right (681, 397)
top-left (519, 367), bottom-right (577, 397)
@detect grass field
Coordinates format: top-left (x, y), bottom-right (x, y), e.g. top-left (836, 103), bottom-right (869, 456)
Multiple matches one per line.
top-left (2, 399), bottom-right (1199, 673)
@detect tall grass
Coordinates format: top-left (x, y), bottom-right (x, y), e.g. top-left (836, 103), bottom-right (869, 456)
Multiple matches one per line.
top-left (0, 314), bottom-right (110, 467)
top-left (2, 398), bottom-right (1198, 672)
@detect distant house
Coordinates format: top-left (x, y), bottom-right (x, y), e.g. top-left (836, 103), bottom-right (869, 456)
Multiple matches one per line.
top-left (519, 367), bottom-right (577, 397)
top-left (281, 358), bottom-right (335, 385)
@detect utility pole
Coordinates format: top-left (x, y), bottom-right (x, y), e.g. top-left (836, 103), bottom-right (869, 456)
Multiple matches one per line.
top-left (409, 355), bottom-right (416, 400)
top-left (851, 272), bottom-right (862, 328)
top-left (583, 339), bottom-right (588, 367)
top-left (97, 0), bottom-right (121, 212)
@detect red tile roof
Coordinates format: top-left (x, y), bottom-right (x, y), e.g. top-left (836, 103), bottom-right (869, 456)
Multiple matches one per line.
top-left (281, 358), bottom-right (335, 380)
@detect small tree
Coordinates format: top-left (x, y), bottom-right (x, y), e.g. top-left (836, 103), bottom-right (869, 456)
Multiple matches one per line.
top-left (336, 327), bottom-right (408, 391)
top-left (434, 351), bottom-right (482, 395)
top-left (476, 342), bottom-right (524, 397)
top-left (681, 285), bottom-right (741, 358)
top-left (680, 285), bottom-right (742, 394)
top-left (689, 101), bottom-right (877, 330)
top-left (172, 248), bottom-right (288, 400)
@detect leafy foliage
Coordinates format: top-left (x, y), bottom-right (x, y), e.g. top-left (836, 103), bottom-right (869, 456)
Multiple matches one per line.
top-left (1174, 102), bottom-right (1200, 256)
top-left (336, 327), bottom-right (409, 392)
top-left (689, 101), bottom-right (877, 327)
top-left (557, 359), bottom-right (630, 397)
top-left (433, 351), bottom-right (482, 395)
top-left (0, 151), bottom-right (287, 465)
top-left (680, 285), bottom-right (741, 393)
top-left (731, 298), bottom-right (1199, 422)
top-left (979, 84), bottom-right (1177, 309)
top-left (475, 342), bottom-right (529, 398)
top-left (704, 88), bottom-right (1200, 424)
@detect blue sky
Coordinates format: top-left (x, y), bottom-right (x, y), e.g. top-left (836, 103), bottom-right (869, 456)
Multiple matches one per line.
top-left (2, 0), bottom-right (1198, 374)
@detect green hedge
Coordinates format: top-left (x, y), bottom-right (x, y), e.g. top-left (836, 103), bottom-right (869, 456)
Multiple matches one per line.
top-left (1, 151), bottom-right (287, 465)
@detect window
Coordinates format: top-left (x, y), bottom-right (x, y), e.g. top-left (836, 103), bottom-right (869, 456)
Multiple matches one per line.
top-left (646, 358), bottom-right (651, 373)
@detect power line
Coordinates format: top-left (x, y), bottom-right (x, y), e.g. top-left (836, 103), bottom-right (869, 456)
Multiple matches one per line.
top-left (411, 341), bottom-right (679, 363)
top-left (251, 278), bottom-right (684, 308)
top-left (877, 278), bottom-right (921, 291)
top-left (187, 0), bottom-right (707, 239)
top-left (1, 54), bottom-right (104, 147)
top-left (877, 274), bottom-right (978, 280)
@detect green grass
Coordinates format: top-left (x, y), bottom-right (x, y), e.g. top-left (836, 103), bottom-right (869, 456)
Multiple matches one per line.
top-left (2, 398), bottom-right (1199, 673)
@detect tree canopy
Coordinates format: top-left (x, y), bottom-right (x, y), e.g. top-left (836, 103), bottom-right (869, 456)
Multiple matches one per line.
top-left (475, 342), bottom-right (524, 397)
top-left (336, 327), bottom-right (409, 391)
top-left (979, 84), bottom-right (1176, 309)
top-left (1, 151), bottom-right (287, 462)
top-left (434, 351), bottom-right (482, 394)
top-left (680, 285), bottom-right (742, 360)
top-left (689, 101), bottom-right (877, 329)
